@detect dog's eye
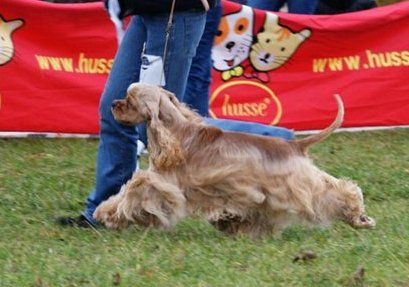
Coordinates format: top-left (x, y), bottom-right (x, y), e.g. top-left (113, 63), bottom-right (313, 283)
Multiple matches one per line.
top-left (266, 39), bottom-right (271, 43)
top-left (281, 47), bottom-right (286, 51)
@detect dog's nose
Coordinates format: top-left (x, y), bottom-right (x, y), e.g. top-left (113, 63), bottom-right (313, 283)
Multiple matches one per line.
top-left (111, 101), bottom-right (118, 109)
top-left (225, 41), bottom-right (235, 50)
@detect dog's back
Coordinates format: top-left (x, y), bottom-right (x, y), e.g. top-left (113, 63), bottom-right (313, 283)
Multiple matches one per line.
top-left (180, 95), bottom-right (344, 165)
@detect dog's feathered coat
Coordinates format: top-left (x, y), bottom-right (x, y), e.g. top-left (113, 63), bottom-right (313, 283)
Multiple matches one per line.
top-left (94, 83), bottom-right (375, 236)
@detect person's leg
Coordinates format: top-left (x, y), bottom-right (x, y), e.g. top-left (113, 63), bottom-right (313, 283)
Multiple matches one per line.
top-left (134, 11), bottom-right (206, 146)
top-left (80, 17), bottom-right (147, 225)
top-left (142, 11), bottom-right (206, 100)
top-left (184, 4), bottom-right (222, 116)
top-left (233, 0), bottom-right (248, 4)
top-left (287, 0), bottom-right (319, 14)
top-left (205, 118), bottom-right (294, 140)
top-left (247, 0), bottom-right (271, 10)
top-left (247, 0), bottom-right (284, 11)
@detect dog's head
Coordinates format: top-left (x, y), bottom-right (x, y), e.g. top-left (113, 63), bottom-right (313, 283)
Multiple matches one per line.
top-left (112, 82), bottom-right (203, 125)
top-left (112, 83), bottom-right (189, 170)
top-left (111, 83), bottom-right (162, 126)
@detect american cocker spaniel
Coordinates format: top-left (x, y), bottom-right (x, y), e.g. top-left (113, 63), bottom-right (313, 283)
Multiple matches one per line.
top-left (94, 83), bottom-right (375, 236)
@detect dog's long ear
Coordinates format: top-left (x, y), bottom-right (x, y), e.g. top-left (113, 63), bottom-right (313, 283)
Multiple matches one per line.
top-left (161, 89), bottom-right (203, 123)
top-left (117, 171), bottom-right (186, 228)
top-left (145, 99), bottom-right (185, 170)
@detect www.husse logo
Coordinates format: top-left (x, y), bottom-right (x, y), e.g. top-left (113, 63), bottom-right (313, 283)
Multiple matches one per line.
top-left (209, 80), bottom-right (282, 125)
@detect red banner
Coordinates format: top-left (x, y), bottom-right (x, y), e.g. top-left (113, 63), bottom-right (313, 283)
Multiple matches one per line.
top-left (0, 0), bottom-right (408, 134)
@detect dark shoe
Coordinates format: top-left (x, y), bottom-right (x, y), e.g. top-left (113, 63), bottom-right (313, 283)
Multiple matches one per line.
top-left (56, 214), bottom-right (96, 228)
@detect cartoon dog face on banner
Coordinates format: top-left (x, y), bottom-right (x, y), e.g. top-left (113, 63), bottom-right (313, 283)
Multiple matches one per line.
top-left (212, 5), bottom-right (254, 81)
top-left (0, 15), bottom-right (24, 66)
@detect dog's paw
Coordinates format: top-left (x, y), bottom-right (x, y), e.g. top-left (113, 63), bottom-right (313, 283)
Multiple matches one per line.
top-left (94, 201), bottom-right (128, 230)
top-left (351, 215), bottom-right (376, 229)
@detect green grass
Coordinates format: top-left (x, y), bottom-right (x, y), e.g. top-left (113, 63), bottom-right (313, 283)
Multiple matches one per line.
top-left (0, 129), bottom-right (408, 286)
top-left (377, 0), bottom-right (403, 6)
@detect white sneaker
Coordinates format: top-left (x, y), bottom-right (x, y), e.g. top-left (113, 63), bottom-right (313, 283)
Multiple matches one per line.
top-left (137, 140), bottom-right (146, 156)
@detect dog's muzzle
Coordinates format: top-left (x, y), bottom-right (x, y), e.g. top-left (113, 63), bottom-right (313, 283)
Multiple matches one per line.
top-left (111, 100), bottom-right (120, 109)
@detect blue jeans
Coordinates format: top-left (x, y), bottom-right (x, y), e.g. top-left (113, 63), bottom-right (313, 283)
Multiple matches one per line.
top-left (248, 0), bottom-right (318, 14)
top-left (183, 5), bottom-right (222, 116)
top-left (184, 1), bottom-right (249, 115)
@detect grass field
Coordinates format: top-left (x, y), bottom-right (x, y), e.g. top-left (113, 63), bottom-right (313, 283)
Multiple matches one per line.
top-left (0, 129), bottom-right (408, 286)
top-left (377, 0), bottom-right (404, 6)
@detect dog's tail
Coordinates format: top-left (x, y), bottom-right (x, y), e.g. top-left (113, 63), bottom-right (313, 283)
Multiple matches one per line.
top-left (293, 94), bottom-right (344, 153)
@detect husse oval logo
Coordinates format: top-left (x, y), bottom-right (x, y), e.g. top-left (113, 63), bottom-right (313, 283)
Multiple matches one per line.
top-left (209, 80), bottom-right (282, 125)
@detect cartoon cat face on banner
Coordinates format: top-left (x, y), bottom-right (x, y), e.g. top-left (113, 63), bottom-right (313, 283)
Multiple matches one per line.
top-left (212, 7), bottom-right (311, 83)
top-left (0, 15), bottom-right (24, 66)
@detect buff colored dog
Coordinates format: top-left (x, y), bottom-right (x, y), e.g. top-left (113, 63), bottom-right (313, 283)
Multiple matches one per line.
top-left (94, 83), bottom-right (375, 236)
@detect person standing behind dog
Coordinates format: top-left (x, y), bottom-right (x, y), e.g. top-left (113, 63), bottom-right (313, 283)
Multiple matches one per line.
top-left (57, 0), bottom-right (213, 227)
top-left (247, 0), bottom-right (319, 14)
top-left (315, 0), bottom-right (377, 15)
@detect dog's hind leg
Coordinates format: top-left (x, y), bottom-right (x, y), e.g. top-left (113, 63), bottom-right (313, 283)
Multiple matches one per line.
top-left (209, 214), bottom-right (245, 235)
top-left (209, 212), bottom-right (273, 237)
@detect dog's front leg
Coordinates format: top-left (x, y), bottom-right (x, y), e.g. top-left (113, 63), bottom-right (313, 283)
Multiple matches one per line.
top-left (93, 185), bottom-right (129, 229)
